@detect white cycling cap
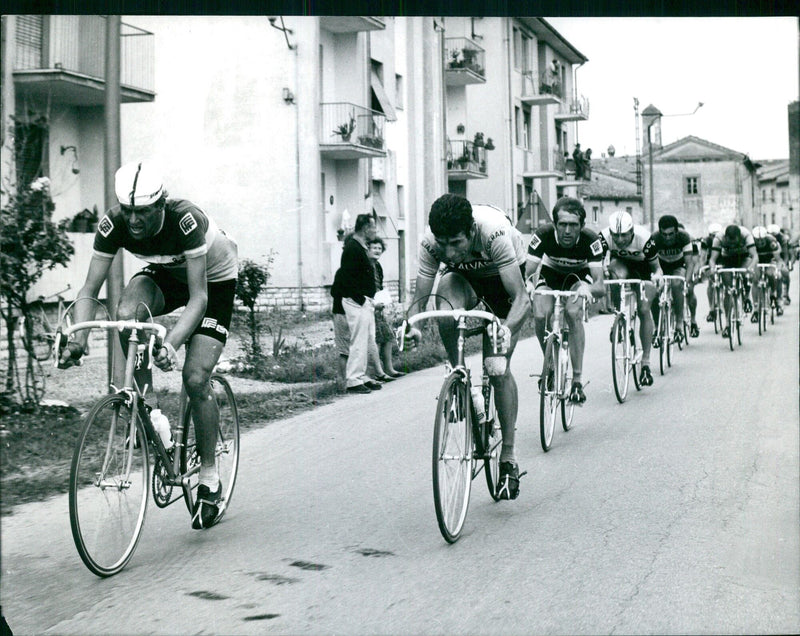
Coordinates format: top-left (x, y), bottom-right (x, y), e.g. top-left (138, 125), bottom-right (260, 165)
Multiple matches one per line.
top-left (115, 161), bottom-right (164, 207)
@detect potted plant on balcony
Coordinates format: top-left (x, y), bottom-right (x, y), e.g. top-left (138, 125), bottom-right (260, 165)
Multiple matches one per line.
top-left (485, 137), bottom-right (495, 151)
top-left (332, 112), bottom-right (356, 142)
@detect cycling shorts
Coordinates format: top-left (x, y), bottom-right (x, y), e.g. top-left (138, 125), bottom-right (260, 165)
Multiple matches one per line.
top-left (536, 265), bottom-right (593, 291)
top-left (133, 266), bottom-right (236, 344)
top-left (717, 254), bottom-right (748, 269)
top-left (442, 264), bottom-right (525, 320)
top-left (661, 262), bottom-right (686, 277)
top-left (608, 257), bottom-right (653, 281)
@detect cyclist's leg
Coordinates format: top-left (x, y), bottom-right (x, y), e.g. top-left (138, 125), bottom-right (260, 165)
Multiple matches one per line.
top-left (531, 267), bottom-right (559, 351)
top-left (433, 271), bottom-right (479, 366)
top-left (670, 268), bottom-right (686, 330)
top-left (706, 270), bottom-right (717, 320)
top-left (483, 328), bottom-right (519, 467)
top-left (637, 278), bottom-right (657, 370)
top-left (564, 272), bottom-right (591, 387)
top-left (606, 259), bottom-right (627, 310)
top-left (781, 261), bottom-right (790, 302)
top-left (115, 272), bottom-right (169, 406)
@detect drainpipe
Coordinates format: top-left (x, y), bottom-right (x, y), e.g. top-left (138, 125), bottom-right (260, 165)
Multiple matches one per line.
top-left (294, 40), bottom-right (304, 311)
top-left (505, 19), bottom-right (514, 215)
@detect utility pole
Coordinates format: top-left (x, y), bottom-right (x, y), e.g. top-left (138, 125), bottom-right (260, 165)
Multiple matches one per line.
top-left (633, 97), bottom-right (642, 197)
top-left (104, 15), bottom-right (124, 388)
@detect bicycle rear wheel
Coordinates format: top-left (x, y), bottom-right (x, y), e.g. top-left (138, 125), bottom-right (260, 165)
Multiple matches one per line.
top-left (482, 388), bottom-right (503, 502)
top-left (432, 372), bottom-right (473, 543)
top-left (560, 347), bottom-right (575, 431)
top-left (726, 297), bottom-right (735, 351)
top-left (657, 305), bottom-right (667, 376)
top-left (181, 375), bottom-right (240, 521)
top-left (757, 294), bottom-right (765, 335)
top-left (665, 308), bottom-right (673, 368)
top-left (69, 394), bottom-right (149, 577)
top-left (611, 316), bottom-right (630, 403)
top-left (539, 336), bottom-right (559, 451)
top-left (21, 303), bottom-right (53, 361)
top-left (735, 296), bottom-right (743, 346)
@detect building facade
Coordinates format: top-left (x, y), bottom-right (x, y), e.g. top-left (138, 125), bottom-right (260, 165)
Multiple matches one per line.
top-left (3, 15), bottom-right (589, 310)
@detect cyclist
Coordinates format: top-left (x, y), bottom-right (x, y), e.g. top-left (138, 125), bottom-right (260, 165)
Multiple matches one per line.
top-left (650, 215), bottom-right (696, 343)
top-left (750, 226), bottom-right (784, 319)
top-left (525, 196), bottom-right (606, 405)
top-left (708, 224), bottom-right (757, 339)
top-left (680, 223), bottom-right (701, 337)
top-left (699, 222), bottom-right (723, 323)
top-left (58, 161), bottom-right (239, 530)
top-left (600, 210), bottom-right (662, 387)
top-left (401, 194), bottom-right (529, 500)
top-left (767, 224), bottom-right (791, 305)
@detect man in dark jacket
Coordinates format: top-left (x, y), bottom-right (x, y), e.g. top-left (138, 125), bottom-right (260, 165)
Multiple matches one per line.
top-left (338, 214), bottom-right (382, 394)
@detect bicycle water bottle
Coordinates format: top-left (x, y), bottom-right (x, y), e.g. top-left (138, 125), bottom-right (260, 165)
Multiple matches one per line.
top-left (471, 384), bottom-right (486, 424)
top-left (150, 409), bottom-right (173, 449)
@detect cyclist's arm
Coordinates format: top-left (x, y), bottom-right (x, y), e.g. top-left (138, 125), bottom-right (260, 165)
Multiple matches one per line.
top-left (588, 263), bottom-right (606, 298)
top-left (524, 255), bottom-right (542, 289)
top-left (165, 254), bottom-right (209, 351)
top-left (71, 255), bottom-right (113, 349)
top-left (405, 274), bottom-right (435, 321)
top-left (744, 244), bottom-right (758, 271)
top-left (498, 266), bottom-right (530, 336)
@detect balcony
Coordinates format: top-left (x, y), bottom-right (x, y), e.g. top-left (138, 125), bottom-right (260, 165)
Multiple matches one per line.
top-left (522, 148), bottom-right (563, 179)
top-left (12, 16), bottom-right (155, 106)
top-left (554, 96), bottom-right (590, 122)
top-left (319, 17), bottom-right (386, 33)
top-left (447, 140), bottom-right (488, 181)
top-left (444, 37), bottom-right (486, 86)
top-left (519, 71), bottom-right (560, 106)
top-left (320, 102), bottom-right (387, 160)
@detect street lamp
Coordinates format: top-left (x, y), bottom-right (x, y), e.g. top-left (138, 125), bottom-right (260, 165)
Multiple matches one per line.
top-left (646, 101), bottom-right (704, 231)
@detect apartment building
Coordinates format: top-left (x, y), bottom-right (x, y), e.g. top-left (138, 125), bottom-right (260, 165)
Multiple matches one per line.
top-left (757, 160), bottom-right (794, 230)
top-left (3, 15), bottom-right (589, 309)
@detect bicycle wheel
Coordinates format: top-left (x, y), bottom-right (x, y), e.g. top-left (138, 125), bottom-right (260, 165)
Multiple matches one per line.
top-left (726, 295), bottom-right (735, 351)
top-left (611, 315), bottom-right (630, 403)
top-left (539, 336), bottom-right (559, 451)
top-left (69, 394), bottom-right (149, 577)
top-left (181, 375), bottom-right (240, 521)
top-left (757, 293), bottom-right (765, 336)
top-left (715, 288), bottom-right (724, 334)
top-left (482, 387), bottom-right (503, 502)
top-left (665, 306), bottom-right (673, 368)
top-left (23, 356), bottom-right (46, 405)
top-left (631, 321), bottom-right (642, 391)
top-left (770, 294), bottom-right (776, 324)
top-left (735, 296), bottom-right (743, 346)
top-left (432, 372), bottom-right (473, 543)
top-left (21, 303), bottom-right (53, 361)
top-left (657, 304), bottom-right (667, 376)
top-left (560, 346), bottom-right (575, 431)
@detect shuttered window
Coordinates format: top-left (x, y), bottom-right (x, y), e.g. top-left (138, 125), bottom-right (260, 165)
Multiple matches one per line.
top-left (15, 15), bottom-right (43, 69)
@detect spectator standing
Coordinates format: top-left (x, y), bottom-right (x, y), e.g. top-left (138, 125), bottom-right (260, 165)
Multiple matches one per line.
top-left (583, 148), bottom-right (592, 180)
top-left (339, 214), bottom-right (383, 394)
top-left (330, 267), bottom-right (349, 391)
top-left (368, 237), bottom-right (405, 378)
top-left (572, 143), bottom-right (584, 180)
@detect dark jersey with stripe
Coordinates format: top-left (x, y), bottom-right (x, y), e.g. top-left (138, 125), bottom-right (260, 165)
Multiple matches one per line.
top-left (527, 224), bottom-right (606, 273)
top-left (94, 199), bottom-right (238, 283)
top-left (651, 229), bottom-right (693, 266)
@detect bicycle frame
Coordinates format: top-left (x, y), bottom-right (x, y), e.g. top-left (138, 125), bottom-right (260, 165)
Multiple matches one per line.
top-left (55, 320), bottom-right (195, 497)
top-left (715, 268), bottom-right (748, 349)
top-left (604, 279), bottom-right (646, 402)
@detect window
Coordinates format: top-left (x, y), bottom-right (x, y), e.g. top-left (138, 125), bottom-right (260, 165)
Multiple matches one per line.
top-left (397, 185), bottom-right (405, 220)
top-left (685, 177), bottom-right (699, 196)
top-left (592, 206), bottom-right (599, 223)
top-left (395, 74), bottom-right (404, 110)
top-left (762, 189), bottom-right (767, 202)
top-left (370, 60), bottom-right (397, 121)
top-left (770, 188), bottom-right (775, 202)
top-left (521, 32), bottom-right (531, 73)
top-left (523, 108), bottom-right (531, 149)
top-left (781, 191), bottom-right (787, 204)
top-left (512, 27), bottom-right (522, 70)
top-left (514, 106), bottom-right (521, 146)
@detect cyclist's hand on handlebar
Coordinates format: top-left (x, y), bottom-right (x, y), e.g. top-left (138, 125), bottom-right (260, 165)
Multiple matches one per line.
top-left (494, 324), bottom-right (512, 352)
top-left (153, 341), bottom-right (178, 371)
top-left (574, 282), bottom-right (593, 303)
top-left (57, 341), bottom-right (85, 369)
top-left (396, 323), bottom-right (421, 350)
top-left (651, 272), bottom-right (664, 287)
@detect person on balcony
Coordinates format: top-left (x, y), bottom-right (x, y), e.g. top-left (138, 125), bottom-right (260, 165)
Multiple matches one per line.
top-left (572, 143), bottom-right (585, 180)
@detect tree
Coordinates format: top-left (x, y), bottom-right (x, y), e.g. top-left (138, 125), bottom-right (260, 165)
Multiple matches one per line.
top-left (235, 253), bottom-right (275, 361)
top-left (1, 170), bottom-right (74, 405)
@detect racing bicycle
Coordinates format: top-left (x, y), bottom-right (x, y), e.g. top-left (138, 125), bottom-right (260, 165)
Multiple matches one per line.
top-left (715, 268), bottom-right (748, 351)
top-left (653, 275), bottom-right (687, 375)
top-left (530, 289), bottom-right (586, 452)
top-left (399, 308), bottom-right (504, 543)
top-left (58, 319), bottom-right (240, 577)
top-left (604, 280), bottom-right (645, 404)
top-left (754, 263), bottom-right (778, 334)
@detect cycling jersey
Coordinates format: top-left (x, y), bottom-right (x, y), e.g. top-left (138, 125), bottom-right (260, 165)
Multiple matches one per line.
top-left (527, 224), bottom-right (605, 272)
top-left (700, 233), bottom-right (721, 253)
top-left (417, 204), bottom-right (526, 280)
top-left (600, 225), bottom-right (658, 263)
top-left (651, 229), bottom-right (693, 266)
top-left (710, 226), bottom-right (755, 260)
top-left (755, 235), bottom-right (781, 263)
top-left (94, 199), bottom-right (238, 283)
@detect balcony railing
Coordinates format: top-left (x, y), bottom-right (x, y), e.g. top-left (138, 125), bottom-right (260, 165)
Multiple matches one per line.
top-left (444, 37), bottom-right (486, 85)
top-left (522, 147), bottom-right (564, 179)
top-left (320, 102), bottom-right (387, 159)
top-left (447, 139), bottom-right (488, 180)
top-left (13, 15), bottom-right (155, 102)
top-left (555, 96), bottom-right (590, 121)
top-left (520, 70), bottom-right (560, 106)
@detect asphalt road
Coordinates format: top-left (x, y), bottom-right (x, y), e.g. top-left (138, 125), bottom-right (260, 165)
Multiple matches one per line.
top-left (3, 278), bottom-right (798, 635)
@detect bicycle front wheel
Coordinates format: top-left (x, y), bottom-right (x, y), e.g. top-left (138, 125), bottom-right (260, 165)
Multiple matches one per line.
top-left (482, 388), bottom-right (503, 502)
top-left (657, 305), bottom-right (667, 376)
top-left (539, 336), bottom-right (559, 451)
top-left (69, 394), bottom-right (149, 577)
top-left (757, 294), bottom-right (765, 335)
top-left (611, 316), bottom-right (630, 403)
top-left (665, 308), bottom-right (673, 368)
top-left (432, 372), bottom-right (473, 543)
top-left (182, 375), bottom-right (240, 521)
top-left (560, 346), bottom-right (575, 432)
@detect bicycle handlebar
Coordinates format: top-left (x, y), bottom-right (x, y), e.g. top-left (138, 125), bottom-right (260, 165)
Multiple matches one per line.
top-left (603, 279), bottom-right (647, 299)
top-left (55, 320), bottom-right (167, 369)
top-left (531, 289), bottom-right (589, 322)
top-left (398, 309), bottom-right (502, 353)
